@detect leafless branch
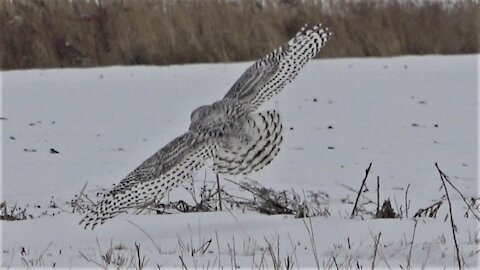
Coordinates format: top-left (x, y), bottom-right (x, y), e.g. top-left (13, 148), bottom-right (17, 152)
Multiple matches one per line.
top-left (351, 163), bottom-right (373, 218)
top-left (376, 176), bottom-right (380, 216)
top-left (216, 174), bottom-right (223, 211)
top-left (407, 220), bottom-right (418, 269)
top-left (405, 184), bottom-right (411, 218)
top-left (371, 232), bottom-right (382, 269)
top-left (435, 163), bottom-right (462, 269)
top-left (435, 163), bottom-right (480, 221)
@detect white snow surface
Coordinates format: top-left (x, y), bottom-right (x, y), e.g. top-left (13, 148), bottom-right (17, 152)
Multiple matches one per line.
top-left (1, 55), bottom-right (478, 268)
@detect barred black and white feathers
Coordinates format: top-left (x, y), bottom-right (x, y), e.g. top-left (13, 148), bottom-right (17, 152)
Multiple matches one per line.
top-left (224, 24), bottom-right (332, 111)
top-left (80, 132), bottom-right (217, 229)
top-left (213, 111), bottom-right (283, 175)
top-left (80, 24), bottom-right (331, 229)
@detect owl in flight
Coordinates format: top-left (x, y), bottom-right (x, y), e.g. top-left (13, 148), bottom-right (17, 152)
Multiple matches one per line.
top-left (80, 24), bottom-right (332, 229)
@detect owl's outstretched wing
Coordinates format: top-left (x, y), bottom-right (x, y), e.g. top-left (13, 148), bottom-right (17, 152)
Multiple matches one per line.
top-left (223, 24), bottom-right (332, 111)
top-left (80, 131), bottom-right (217, 229)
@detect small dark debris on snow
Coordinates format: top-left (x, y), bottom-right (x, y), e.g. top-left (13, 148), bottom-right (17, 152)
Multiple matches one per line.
top-left (327, 146), bottom-right (335, 149)
top-left (433, 140), bottom-right (438, 144)
top-left (116, 147), bottom-right (125, 151)
top-left (327, 125), bottom-right (333, 129)
top-left (0, 117), bottom-right (7, 120)
top-left (434, 124), bottom-right (439, 128)
top-left (52, 121), bottom-right (55, 124)
top-left (289, 127), bottom-right (294, 130)
top-left (404, 65), bottom-right (408, 69)
top-left (313, 98), bottom-right (318, 102)
top-left (50, 148), bottom-right (60, 154)
top-left (376, 199), bottom-right (397, 218)
top-left (99, 74), bottom-right (104, 78)
top-left (411, 123), bottom-right (419, 127)
top-left (23, 148), bottom-right (37, 152)
top-left (96, 134), bottom-right (101, 137)
top-left (462, 163), bottom-right (468, 167)
top-left (9, 136), bottom-right (15, 140)
top-left (418, 100), bottom-right (427, 104)
top-left (29, 121), bottom-right (41, 126)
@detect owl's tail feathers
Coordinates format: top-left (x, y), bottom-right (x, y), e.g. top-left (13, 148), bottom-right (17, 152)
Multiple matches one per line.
top-left (213, 110), bottom-right (283, 175)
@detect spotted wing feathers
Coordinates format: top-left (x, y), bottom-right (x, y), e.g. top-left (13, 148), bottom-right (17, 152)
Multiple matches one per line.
top-left (80, 132), bottom-right (216, 229)
top-left (224, 24), bottom-right (332, 111)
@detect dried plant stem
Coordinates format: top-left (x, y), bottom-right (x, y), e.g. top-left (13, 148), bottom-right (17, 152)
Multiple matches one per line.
top-left (215, 230), bottom-right (221, 269)
top-left (351, 163), bottom-right (373, 218)
top-left (376, 176), bottom-right (380, 216)
top-left (435, 163), bottom-right (480, 221)
top-left (135, 242), bottom-right (146, 269)
top-left (287, 233), bottom-right (300, 270)
top-left (216, 174), bottom-right (223, 211)
top-left (302, 217), bottom-right (320, 270)
top-left (435, 163), bottom-right (462, 269)
top-left (371, 232), bottom-right (382, 269)
top-left (407, 220), bottom-right (418, 269)
top-left (405, 184), bottom-right (410, 218)
top-left (333, 256), bottom-right (339, 270)
top-left (178, 255), bottom-right (188, 270)
top-left (126, 219), bottom-right (162, 253)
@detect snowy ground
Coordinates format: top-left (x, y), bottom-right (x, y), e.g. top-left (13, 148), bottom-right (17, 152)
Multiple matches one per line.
top-left (1, 55), bottom-right (478, 268)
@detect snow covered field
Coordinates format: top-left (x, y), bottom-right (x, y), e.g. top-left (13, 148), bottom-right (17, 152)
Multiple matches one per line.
top-left (1, 55), bottom-right (478, 268)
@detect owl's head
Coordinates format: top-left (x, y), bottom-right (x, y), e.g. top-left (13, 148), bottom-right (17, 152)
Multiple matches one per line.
top-left (190, 105), bottom-right (210, 123)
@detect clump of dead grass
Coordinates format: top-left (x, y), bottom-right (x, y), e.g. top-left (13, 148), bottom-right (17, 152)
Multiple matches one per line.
top-left (0, 201), bottom-right (31, 221)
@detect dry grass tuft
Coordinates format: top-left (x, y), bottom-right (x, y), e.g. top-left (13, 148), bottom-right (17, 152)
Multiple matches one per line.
top-left (1, 0), bottom-right (478, 70)
top-left (0, 201), bottom-right (31, 221)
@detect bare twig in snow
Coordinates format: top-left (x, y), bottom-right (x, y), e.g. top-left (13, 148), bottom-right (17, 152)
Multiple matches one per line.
top-left (216, 174), bottom-right (223, 211)
top-left (407, 220), bottom-right (418, 269)
top-left (414, 200), bottom-right (443, 218)
top-left (134, 242), bottom-right (147, 270)
top-left (435, 163), bottom-right (462, 269)
top-left (435, 163), bottom-right (480, 221)
top-left (351, 163), bottom-right (373, 218)
top-left (371, 232), bottom-right (382, 269)
top-left (405, 184), bottom-right (411, 218)
top-left (178, 255), bottom-right (188, 270)
top-left (376, 176), bottom-right (380, 217)
top-left (126, 219), bottom-right (162, 254)
top-left (302, 217), bottom-right (320, 270)
top-left (215, 230), bottom-right (221, 270)
top-left (287, 233), bottom-right (300, 270)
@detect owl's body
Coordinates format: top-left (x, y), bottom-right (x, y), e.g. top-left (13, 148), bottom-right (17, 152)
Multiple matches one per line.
top-left (80, 24), bottom-right (332, 229)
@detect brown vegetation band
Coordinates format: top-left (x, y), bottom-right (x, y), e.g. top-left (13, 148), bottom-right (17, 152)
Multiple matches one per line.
top-left (0, 0), bottom-right (479, 70)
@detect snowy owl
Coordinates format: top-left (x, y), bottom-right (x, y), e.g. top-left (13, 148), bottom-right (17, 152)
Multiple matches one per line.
top-left (80, 24), bottom-right (332, 229)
